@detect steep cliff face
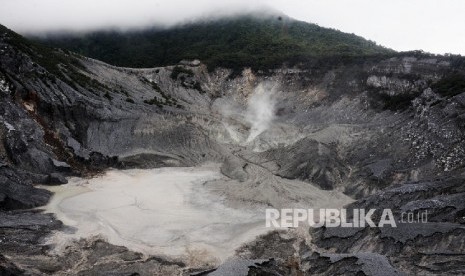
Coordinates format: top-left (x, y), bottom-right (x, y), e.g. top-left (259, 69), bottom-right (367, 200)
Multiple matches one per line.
top-left (1, 24), bottom-right (465, 275)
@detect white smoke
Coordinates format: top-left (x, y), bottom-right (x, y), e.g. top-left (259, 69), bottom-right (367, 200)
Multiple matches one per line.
top-left (211, 81), bottom-right (278, 145)
top-left (245, 82), bottom-right (277, 142)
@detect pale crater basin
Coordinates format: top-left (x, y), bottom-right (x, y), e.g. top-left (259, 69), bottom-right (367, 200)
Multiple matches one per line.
top-left (41, 163), bottom-right (351, 266)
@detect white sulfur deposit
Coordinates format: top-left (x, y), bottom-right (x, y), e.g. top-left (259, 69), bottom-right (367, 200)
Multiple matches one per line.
top-left (42, 165), bottom-right (269, 266)
top-left (41, 163), bottom-right (352, 266)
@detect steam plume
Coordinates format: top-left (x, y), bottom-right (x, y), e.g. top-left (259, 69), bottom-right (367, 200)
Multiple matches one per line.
top-left (245, 82), bottom-right (277, 142)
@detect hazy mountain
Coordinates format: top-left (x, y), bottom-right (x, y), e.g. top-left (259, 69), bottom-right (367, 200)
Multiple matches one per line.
top-left (34, 14), bottom-right (392, 71)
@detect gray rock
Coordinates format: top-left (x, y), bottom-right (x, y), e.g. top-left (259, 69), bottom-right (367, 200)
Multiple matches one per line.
top-left (48, 173), bottom-right (67, 185)
top-left (0, 254), bottom-right (24, 275)
top-left (51, 158), bottom-right (72, 172)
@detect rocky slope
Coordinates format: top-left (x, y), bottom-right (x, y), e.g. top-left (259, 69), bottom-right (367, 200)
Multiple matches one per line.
top-left (1, 24), bottom-right (465, 275)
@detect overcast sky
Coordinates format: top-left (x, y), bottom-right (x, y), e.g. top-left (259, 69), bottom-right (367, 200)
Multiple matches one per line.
top-left (1, 0), bottom-right (464, 55)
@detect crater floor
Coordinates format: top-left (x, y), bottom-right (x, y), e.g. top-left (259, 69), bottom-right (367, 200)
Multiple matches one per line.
top-left (41, 164), bottom-right (352, 267)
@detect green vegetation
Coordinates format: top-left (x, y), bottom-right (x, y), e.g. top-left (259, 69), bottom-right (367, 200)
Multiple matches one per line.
top-left (373, 70), bottom-right (465, 110)
top-left (144, 95), bottom-right (179, 108)
top-left (64, 69), bottom-right (109, 92)
top-left (35, 15), bottom-right (393, 72)
top-left (141, 82), bottom-right (181, 108)
top-left (0, 24), bottom-right (113, 94)
top-left (0, 25), bottom-right (84, 77)
top-left (168, 67), bottom-right (204, 93)
top-left (192, 81), bottom-right (204, 93)
top-left (139, 77), bottom-right (164, 92)
top-left (431, 72), bottom-right (465, 97)
top-left (143, 97), bottom-right (164, 108)
top-left (150, 82), bottom-right (162, 92)
top-left (170, 66), bottom-right (194, 79)
top-left (138, 77), bottom-right (182, 107)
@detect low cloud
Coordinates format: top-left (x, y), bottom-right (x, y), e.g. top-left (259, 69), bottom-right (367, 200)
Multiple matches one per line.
top-left (0, 0), bottom-right (273, 34)
top-left (1, 0), bottom-right (463, 54)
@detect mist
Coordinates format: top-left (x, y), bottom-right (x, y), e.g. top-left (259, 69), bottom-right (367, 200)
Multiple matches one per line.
top-left (245, 82), bottom-right (277, 142)
top-left (1, 0), bottom-right (464, 54)
top-left (0, 0), bottom-right (273, 34)
top-left (212, 81), bottom-right (278, 145)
